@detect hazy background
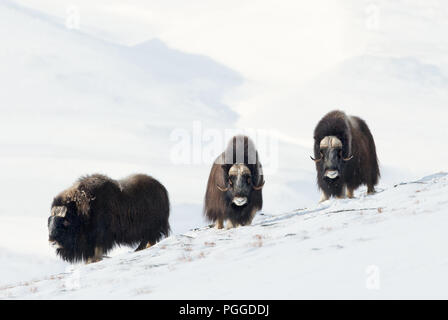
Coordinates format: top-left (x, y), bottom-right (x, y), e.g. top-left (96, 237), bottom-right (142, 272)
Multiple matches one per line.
top-left (0, 0), bottom-right (447, 285)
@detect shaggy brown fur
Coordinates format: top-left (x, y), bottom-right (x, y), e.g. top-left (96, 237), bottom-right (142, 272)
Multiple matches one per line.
top-left (48, 174), bottom-right (170, 263)
top-left (313, 110), bottom-right (380, 201)
top-left (204, 136), bottom-right (264, 228)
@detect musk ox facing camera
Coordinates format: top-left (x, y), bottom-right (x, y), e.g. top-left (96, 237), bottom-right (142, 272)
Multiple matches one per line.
top-left (204, 135), bottom-right (265, 229)
top-left (48, 174), bottom-right (170, 263)
top-left (312, 110), bottom-right (380, 202)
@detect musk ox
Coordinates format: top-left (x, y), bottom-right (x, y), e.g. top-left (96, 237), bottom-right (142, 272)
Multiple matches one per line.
top-left (48, 174), bottom-right (170, 263)
top-left (311, 110), bottom-right (380, 202)
top-left (204, 135), bottom-right (264, 229)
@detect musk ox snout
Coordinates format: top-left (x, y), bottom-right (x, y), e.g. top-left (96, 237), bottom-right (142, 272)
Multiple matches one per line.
top-left (322, 148), bottom-right (343, 179)
top-left (233, 196), bottom-right (248, 207)
top-left (324, 170), bottom-right (339, 179)
top-left (48, 216), bottom-right (69, 249)
top-left (48, 216), bottom-right (62, 239)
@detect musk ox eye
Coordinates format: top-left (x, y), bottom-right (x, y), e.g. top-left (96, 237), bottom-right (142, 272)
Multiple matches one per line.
top-left (63, 220), bottom-right (70, 227)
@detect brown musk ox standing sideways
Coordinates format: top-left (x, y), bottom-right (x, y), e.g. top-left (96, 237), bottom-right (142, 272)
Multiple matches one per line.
top-left (311, 110), bottom-right (380, 202)
top-left (48, 174), bottom-right (170, 263)
top-left (204, 135), bottom-right (265, 229)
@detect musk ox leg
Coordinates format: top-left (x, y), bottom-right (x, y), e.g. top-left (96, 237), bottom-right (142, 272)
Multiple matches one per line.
top-left (242, 208), bottom-right (258, 226)
top-left (86, 247), bottom-right (104, 264)
top-left (367, 185), bottom-right (376, 195)
top-left (347, 188), bottom-right (355, 199)
top-left (226, 220), bottom-right (240, 229)
top-left (135, 240), bottom-right (151, 252)
top-left (215, 219), bottom-right (224, 230)
top-left (319, 192), bottom-right (330, 203)
top-left (336, 185), bottom-right (347, 200)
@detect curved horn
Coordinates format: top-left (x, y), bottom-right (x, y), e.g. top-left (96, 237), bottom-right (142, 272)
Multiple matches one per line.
top-left (253, 180), bottom-right (265, 191)
top-left (216, 185), bottom-right (229, 192)
top-left (310, 152), bottom-right (323, 163)
top-left (343, 155), bottom-right (354, 161)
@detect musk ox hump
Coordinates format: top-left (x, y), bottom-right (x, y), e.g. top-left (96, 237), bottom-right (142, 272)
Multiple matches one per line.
top-left (63, 183), bottom-right (96, 216)
top-left (229, 163), bottom-right (251, 176)
top-left (320, 136), bottom-right (343, 149)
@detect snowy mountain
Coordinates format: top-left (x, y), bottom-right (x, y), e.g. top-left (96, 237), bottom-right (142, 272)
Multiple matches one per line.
top-left (1, 173), bottom-right (447, 299)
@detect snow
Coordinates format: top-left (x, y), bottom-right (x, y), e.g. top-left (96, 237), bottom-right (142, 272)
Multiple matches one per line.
top-left (0, 0), bottom-right (447, 299)
top-left (1, 173), bottom-right (447, 299)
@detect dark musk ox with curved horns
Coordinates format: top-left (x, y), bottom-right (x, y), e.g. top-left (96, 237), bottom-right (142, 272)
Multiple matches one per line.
top-left (204, 135), bottom-right (265, 229)
top-left (311, 110), bottom-right (380, 202)
top-left (48, 174), bottom-right (170, 263)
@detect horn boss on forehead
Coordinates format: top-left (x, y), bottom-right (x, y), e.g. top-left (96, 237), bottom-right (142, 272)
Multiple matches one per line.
top-left (229, 164), bottom-right (251, 176)
top-left (51, 206), bottom-right (67, 218)
top-left (320, 136), bottom-right (343, 149)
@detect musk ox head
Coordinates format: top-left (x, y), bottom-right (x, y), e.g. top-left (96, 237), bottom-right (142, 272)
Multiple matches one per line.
top-left (311, 135), bottom-right (353, 181)
top-left (217, 163), bottom-right (264, 207)
top-left (48, 187), bottom-right (94, 262)
top-left (214, 135), bottom-right (264, 208)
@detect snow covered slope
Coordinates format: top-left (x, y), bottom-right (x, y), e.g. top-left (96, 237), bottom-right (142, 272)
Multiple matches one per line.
top-left (2, 173), bottom-right (447, 299)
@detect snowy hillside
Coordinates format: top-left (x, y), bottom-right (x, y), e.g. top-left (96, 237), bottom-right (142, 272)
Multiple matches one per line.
top-left (2, 173), bottom-right (447, 299)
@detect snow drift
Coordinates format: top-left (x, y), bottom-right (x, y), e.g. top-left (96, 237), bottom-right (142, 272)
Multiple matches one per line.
top-left (1, 173), bottom-right (447, 299)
